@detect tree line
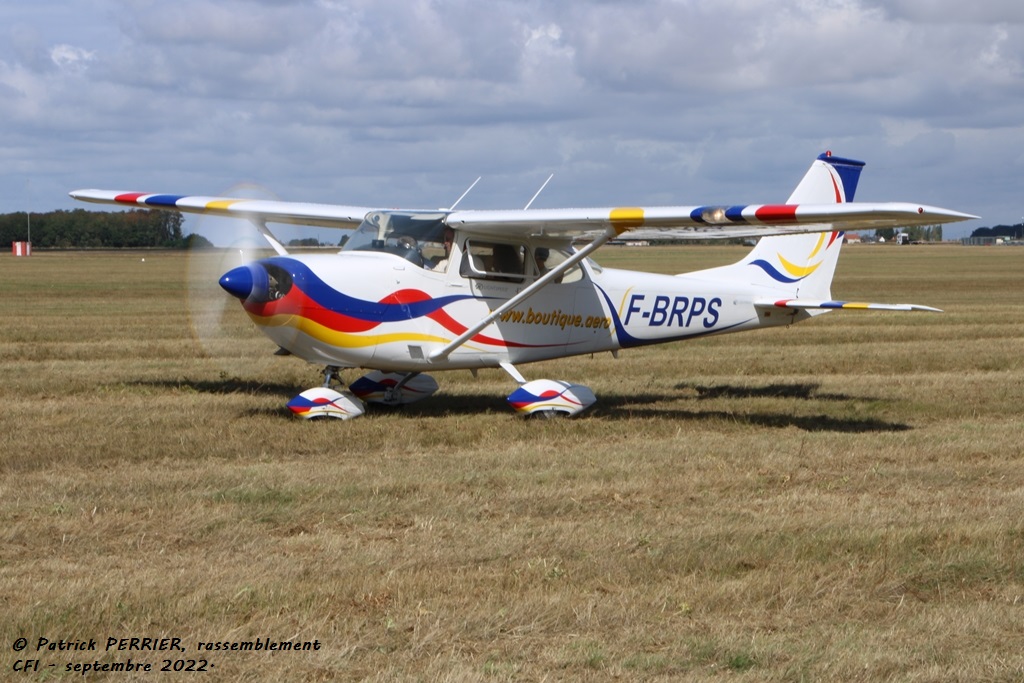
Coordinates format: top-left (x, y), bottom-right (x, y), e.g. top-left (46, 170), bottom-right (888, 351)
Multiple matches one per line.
top-left (968, 224), bottom-right (1023, 240)
top-left (0, 209), bottom-right (203, 249)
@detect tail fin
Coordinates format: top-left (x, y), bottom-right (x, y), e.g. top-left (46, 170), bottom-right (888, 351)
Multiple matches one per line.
top-left (692, 152), bottom-right (864, 300)
top-left (741, 230), bottom-right (845, 300)
top-left (786, 152), bottom-right (865, 204)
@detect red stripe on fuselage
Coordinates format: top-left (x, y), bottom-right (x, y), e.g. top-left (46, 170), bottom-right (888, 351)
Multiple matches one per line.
top-left (245, 288), bottom-right (380, 333)
top-left (380, 289), bottom-right (431, 305)
top-left (425, 308), bottom-right (539, 349)
top-left (245, 284), bottom-right (556, 350)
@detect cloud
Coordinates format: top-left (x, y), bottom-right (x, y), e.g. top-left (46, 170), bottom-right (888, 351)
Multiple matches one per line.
top-left (50, 44), bottom-right (95, 72)
top-left (0, 0), bottom-right (1021, 237)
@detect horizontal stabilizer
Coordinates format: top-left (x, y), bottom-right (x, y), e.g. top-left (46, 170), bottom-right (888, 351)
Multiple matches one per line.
top-left (755, 299), bottom-right (942, 313)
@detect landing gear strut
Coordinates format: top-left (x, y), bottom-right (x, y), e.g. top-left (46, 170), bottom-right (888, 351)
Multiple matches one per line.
top-left (349, 370), bottom-right (439, 405)
top-left (322, 365), bottom-right (343, 388)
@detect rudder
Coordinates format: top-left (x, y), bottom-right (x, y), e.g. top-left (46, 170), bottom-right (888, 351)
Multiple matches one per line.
top-left (786, 151), bottom-right (865, 204)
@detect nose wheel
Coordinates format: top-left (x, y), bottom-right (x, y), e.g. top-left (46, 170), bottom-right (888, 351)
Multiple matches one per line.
top-left (286, 366), bottom-right (365, 420)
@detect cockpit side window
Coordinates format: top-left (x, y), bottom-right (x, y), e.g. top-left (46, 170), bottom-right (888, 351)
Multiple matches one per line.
top-left (460, 240), bottom-right (527, 283)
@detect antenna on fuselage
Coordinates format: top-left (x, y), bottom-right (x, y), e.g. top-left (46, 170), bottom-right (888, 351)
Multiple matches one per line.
top-left (523, 173), bottom-right (554, 210)
top-left (446, 177), bottom-right (481, 211)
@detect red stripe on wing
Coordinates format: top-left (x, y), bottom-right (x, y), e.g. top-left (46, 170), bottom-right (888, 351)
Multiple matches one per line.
top-left (754, 205), bottom-right (799, 223)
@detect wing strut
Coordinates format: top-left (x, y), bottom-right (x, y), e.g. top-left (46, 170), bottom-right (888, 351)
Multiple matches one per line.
top-left (428, 227), bottom-right (617, 362)
top-left (252, 219), bottom-right (289, 256)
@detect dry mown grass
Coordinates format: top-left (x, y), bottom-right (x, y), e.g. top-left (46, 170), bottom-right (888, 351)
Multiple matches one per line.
top-left (1, 246), bottom-right (1023, 681)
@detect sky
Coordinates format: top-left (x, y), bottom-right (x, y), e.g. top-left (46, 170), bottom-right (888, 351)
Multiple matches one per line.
top-left (2, 0), bottom-right (1022, 243)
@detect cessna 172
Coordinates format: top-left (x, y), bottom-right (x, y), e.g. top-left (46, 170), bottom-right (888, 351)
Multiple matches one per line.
top-left (71, 152), bottom-right (975, 419)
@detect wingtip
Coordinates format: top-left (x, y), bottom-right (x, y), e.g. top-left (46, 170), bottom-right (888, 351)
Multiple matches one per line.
top-left (69, 189), bottom-right (101, 202)
top-left (920, 206), bottom-right (979, 222)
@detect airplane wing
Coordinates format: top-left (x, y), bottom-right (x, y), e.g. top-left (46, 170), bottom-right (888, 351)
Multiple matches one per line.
top-left (70, 190), bottom-right (976, 245)
top-left (445, 202), bottom-right (977, 239)
top-left (68, 190), bottom-right (376, 229)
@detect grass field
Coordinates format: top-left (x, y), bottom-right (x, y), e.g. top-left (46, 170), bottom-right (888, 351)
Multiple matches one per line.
top-left (2, 245), bottom-right (1023, 681)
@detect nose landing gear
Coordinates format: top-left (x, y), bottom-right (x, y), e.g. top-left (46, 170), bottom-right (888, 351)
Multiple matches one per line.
top-left (286, 366), bottom-right (365, 420)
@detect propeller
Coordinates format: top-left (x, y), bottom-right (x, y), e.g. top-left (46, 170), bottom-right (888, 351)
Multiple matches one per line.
top-left (185, 184), bottom-right (279, 374)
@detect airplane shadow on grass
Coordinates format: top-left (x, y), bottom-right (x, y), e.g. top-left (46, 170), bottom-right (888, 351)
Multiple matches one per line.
top-left (591, 381), bottom-right (907, 432)
top-left (133, 378), bottom-right (302, 395)
top-left (676, 381), bottom-right (862, 402)
top-left (131, 378), bottom-right (909, 433)
top-left (593, 401), bottom-right (911, 433)
top-left (398, 381), bottom-right (906, 433)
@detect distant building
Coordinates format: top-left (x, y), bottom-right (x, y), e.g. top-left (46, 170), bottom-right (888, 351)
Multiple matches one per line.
top-left (961, 236), bottom-right (1000, 246)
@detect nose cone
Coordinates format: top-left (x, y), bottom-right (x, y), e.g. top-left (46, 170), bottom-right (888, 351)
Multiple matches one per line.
top-left (219, 264), bottom-right (266, 300)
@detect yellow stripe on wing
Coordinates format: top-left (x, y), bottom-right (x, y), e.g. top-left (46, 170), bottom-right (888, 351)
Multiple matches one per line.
top-left (610, 207), bottom-right (645, 234)
top-left (205, 199), bottom-right (244, 212)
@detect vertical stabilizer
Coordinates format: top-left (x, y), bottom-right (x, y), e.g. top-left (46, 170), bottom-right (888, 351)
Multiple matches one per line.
top-left (690, 152), bottom-right (864, 301)
top-left (741, 230), bottom-right (845, 300)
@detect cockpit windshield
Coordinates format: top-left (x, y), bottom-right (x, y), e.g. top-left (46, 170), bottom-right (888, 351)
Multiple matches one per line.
top-left (342, 211), bottom-right (448, 268)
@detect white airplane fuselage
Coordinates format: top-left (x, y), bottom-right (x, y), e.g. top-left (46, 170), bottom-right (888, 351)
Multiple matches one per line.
top-left (228, 248), bottom-right (802, 373)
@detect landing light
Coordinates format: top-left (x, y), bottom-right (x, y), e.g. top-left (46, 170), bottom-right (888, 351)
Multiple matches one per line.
top-left (701, 207), bottom-right (728, 224)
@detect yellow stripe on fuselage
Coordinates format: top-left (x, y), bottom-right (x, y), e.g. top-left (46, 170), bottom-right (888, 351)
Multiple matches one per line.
top-left (806, 232), bottom-right (827, 259)
top-left (777, 254), bottom-right (822, 278)
top-left (247, 312), bottom-right (454, 349)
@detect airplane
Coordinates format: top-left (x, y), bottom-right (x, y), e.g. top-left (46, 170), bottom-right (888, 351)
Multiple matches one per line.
top-left (71, 152), bottom-right (976, 419)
